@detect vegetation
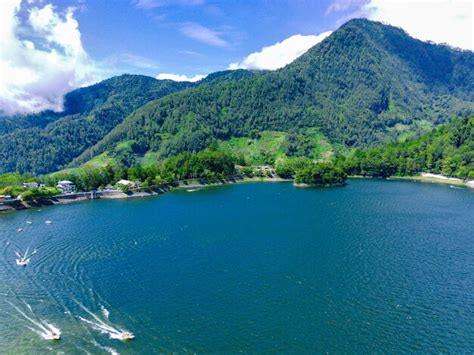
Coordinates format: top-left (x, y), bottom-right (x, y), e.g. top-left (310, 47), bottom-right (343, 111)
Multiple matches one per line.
top-left (45, 147), bottom-right (237, 192)
top-left (76, 19), bottom-right (473, 167)
top-left (0, 71), bottom-right (254, 175)
top-left (342, 116), bottom-right (473, 179)
top-left (295, 162), bottom-right (347, 186)
top-left (21, 187), bottom-right (61, 201)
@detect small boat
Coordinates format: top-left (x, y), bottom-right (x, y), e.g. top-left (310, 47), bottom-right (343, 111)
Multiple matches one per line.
top-left (48, 331), bottom-right (61, 340)
top-left (120, 331), bottom-right (135, 341)
top-left (16, 258), bottom-right (30, 267)
top-left (17, 228), bottom-right (23, 232)
top-left (45, 220), bottom-right (52, 224)
top-left (15, 249), bottom-right (36, 267)
top-left (26, 221), bottom-right (32, 224)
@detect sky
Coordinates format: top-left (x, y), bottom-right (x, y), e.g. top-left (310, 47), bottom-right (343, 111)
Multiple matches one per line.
top-left (0, 0), bottom-right (473, 115)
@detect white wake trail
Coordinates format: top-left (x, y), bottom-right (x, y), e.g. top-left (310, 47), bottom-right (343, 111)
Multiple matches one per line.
top-left (8, 301), bottom-right (61, 340)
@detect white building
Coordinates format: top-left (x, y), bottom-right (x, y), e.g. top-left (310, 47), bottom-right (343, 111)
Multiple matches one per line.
top-left (57, 180), bottom-right (76, 193)
top-left (23, 182), bottom-right (38, 189)
top-left (116, 179), bottom-right (135, 187)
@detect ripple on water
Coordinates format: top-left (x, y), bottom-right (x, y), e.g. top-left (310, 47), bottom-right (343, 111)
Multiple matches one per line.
top-left (0, 181), bottom-right (473, 353)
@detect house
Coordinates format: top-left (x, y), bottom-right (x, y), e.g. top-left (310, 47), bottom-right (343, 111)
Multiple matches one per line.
top-left (57, 180), bottom-right (76, 193)
top-left (23, 182), bottom-right (38, 189)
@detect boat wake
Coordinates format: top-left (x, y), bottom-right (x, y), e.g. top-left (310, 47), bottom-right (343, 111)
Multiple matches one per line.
top-left (7, 301), bottom-right (61, 340)
top-left (92, 340), bottom-right (120, 355)
top-left (77, 302), bottom-right (134, 341)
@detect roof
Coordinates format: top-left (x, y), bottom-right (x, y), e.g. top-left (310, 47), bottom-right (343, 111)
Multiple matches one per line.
top-left (117, 179), bottom-right (134, 186)
top-left (57, 180), bottom-right (74, 185)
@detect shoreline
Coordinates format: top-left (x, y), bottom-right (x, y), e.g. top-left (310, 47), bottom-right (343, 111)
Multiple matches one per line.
top-left (389, 174), bottom-right (474, 189)
top-left (1, 173), bottom-right (471, 214)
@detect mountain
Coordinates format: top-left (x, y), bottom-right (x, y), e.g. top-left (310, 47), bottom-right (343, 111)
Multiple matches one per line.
top-left (1, 19), bottom-right (473, 175)
top-left (74, 19), bottom-right (473, 167)
top-left (0, 70), bottom-right (254, 174)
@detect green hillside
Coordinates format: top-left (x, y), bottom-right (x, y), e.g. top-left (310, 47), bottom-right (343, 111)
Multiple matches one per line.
top-left (0, 70), bottom-right (254, 175)
top-left (0, 19), bottom-right (472, 177)
top-left (75, 19), bottom-right (473, 167)
top-left (343, 116), bottom-right (474, 179)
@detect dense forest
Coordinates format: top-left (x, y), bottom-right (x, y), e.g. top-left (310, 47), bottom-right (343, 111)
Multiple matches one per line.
top-left (74, 19), bottom-right (473, 168)
top-left (341, 116), bottom-right (474, 179)
top-left (0, 71), bottom-right (254, 175)
top-left (0, 19), bottom-right (473, 178)
top-left (0, 116), bottom-right (472, 200)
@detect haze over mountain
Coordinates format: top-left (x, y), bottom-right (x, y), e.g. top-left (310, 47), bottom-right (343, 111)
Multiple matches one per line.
top-left (0, 19), bottom-right (472, 175)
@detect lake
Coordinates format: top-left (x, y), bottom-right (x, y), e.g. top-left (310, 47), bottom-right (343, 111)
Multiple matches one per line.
top-left (0, 180), bottom-right (473, 353)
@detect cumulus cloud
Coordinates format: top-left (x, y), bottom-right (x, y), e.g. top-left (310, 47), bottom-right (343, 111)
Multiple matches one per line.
top-left (156, 73), bottom-right (206, 82)
top-left (180, 23), bottom-right (228, 47)
top-left (327, 0), bottom-right (473, 50)
top-left (228, 32), bottom-right (332, 70)
top-left (0, 0), bottom-right (98, 115)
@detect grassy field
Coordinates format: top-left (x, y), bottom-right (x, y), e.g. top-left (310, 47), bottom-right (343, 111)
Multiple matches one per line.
top-left (218, 129), bottom-right (334, 166)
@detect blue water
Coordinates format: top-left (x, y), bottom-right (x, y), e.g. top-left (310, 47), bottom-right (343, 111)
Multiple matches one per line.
top-left (0, 180), bottom-right (473, 353)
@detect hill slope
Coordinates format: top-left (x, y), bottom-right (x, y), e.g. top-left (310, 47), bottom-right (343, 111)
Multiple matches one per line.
top-left (76, 19), bottom-right (473, 166)
top-left (344, 116), bottom-right (474, 179)
top-left (0, 70), bottom-right (254, 174)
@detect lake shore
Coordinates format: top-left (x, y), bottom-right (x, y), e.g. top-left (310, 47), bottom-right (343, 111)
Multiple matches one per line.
top-left (390, 173), bottom-right (474, 189)
top-left (1, 173), bottom-right (471, 214)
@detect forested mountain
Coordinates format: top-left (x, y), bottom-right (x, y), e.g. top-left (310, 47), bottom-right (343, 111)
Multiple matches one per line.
top-left (75, 19), bottom-right (473, 167)
top-left (0, 70), bottom-right (254, 174)
top-left (0, 19), bottom-right (473, 175)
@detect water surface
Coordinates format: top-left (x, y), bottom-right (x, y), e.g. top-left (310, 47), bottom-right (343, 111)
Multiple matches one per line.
top-left (0, 180), bottom-right (473, 353)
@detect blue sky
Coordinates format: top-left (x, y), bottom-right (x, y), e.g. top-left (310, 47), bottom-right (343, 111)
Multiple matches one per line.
top-left (0, 0), bottom-right (472, 114)
top-left (58, 0), bottom-right (342, 77)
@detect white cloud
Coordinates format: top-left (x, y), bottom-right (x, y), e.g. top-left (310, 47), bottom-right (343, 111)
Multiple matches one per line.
top-left (327, 0), bottom-right (473, 51)
top-left (0, 0), bottom-right (99, 115)
top-left (180, 23), bottom-right (228, 47)
top-left (228, 32), bottom-right (332, 71)
top-left (156, 73), bottom-right (206, 82)
top-left (364, 0), bottom-right (473, 50)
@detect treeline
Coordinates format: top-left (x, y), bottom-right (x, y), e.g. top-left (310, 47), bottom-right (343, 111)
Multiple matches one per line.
top-left (341, 116), bottom-right (473, 179)
top-left (48, 148), bottom-right (237, 192)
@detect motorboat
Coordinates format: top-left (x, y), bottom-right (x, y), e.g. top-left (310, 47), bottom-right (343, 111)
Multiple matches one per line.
top-left (46, 331), bottom-right (61, 340)
top-left (15, 249), bottom-right (36, 267)
top-left (120, 331), bottom-right (135, 341)
top-left (16, 258), bottom-right (30, 266)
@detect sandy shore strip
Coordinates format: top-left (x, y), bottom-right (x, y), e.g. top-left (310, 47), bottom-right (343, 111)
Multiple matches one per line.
top-left (391, 173), bottom-right (474, 188)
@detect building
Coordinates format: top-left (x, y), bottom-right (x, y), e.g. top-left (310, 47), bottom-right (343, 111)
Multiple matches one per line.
top-left (23, 182), bottom-right (39, 189)
top-left (116, 179), bottom-right (135, 188)
top-left (57, 180), bottom-right (76, 193)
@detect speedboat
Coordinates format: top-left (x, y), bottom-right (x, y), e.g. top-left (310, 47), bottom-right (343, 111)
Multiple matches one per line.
top-left (16, 258), bottom-right (30, 266)
top-left (45, 220), bottom-right (52, 224)
top-left (120, 331), bottom-right (135, 341)
top-left (26, 221), bottom-right (32, 224)
top-left (46, 331), bottom-right (61, 340)
top-left (17, 228), bottom-right (23, 232)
